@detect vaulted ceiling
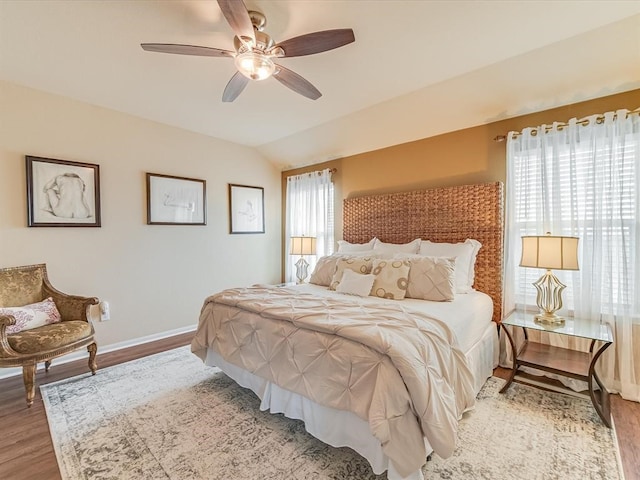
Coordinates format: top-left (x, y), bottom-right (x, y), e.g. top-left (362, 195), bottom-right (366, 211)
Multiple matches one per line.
top-left (1, 1), bottom-right (639, 169)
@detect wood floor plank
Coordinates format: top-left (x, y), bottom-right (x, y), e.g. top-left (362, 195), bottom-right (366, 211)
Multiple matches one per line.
top-left (0, 335), bottom-right (637, 480)
top-left (611, 393), bottom-right (640, 480)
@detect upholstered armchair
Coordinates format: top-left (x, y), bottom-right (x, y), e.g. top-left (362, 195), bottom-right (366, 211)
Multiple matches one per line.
top-left (0, 263), bottom-right (99, 406)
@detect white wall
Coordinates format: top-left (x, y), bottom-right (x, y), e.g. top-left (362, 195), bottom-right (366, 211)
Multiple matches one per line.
top-left (0, 81), bottom-right (281, 348)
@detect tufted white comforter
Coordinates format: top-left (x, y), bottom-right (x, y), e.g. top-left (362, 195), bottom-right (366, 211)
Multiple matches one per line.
top-left (191, 286), bottom-right (476, 476)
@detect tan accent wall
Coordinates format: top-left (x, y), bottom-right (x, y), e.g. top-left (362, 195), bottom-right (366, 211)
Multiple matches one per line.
top-left (282, 88), bottom-right (640, 266)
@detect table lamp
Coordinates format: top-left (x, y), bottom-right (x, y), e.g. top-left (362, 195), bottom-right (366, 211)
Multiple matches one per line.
top-left (290, 236), bottom-right (317, 284)
top-left (520, 233), bottom-right (579, 324)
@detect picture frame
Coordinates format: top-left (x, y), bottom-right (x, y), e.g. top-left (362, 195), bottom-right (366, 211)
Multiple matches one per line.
top-left (229, 184), bottom-right (265, 234)
top-left (26, 155), bottom-right (101, 227)
top-left (146, 173), bottom-right (206, 225)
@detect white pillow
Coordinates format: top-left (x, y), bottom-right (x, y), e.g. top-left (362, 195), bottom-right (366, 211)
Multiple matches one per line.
top-left (404, 256), bottom-right (456, 301)
top-left (418, 239), bottom-right (482, 293)
top-left (0, 297), bottom-right (62, 334)
top-left (336, 269), bottom-right (376, 297)
top-left (337, 238), bottom-right (377, 253)
top-left (373, 238), bottom-right (421, 254)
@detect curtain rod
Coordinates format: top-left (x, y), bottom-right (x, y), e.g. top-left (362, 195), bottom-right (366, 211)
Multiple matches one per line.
top-left (308, 167), bottom-right (337, 175)
top-left (493, 107), bottom-right (640, 142)
top-left (285, 167), bottom-right (337, 178)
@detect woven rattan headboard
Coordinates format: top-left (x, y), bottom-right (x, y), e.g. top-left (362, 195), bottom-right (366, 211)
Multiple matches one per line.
top-left (343, 182), bottom-right (504, 322)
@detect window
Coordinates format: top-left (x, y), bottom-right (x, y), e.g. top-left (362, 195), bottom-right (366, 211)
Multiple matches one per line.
top-left (505, 109), bottom-right (640, 401)
top-left (285, 169), bottom-right (335, 282)
top-left (508, 126), bottom-right (638, 317)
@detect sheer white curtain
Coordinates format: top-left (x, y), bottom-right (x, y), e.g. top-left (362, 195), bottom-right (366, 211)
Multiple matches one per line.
top-left (285, 169), bottom-right (335, 283)
top-left (504, 109), bottom-right (640, 402)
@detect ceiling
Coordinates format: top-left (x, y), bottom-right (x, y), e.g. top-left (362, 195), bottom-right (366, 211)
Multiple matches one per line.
top-left (1, 1), bottom-right (639, 170)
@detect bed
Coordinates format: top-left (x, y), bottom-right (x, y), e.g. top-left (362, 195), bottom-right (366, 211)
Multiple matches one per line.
top-left (192, 182), bottom-right (504, 480)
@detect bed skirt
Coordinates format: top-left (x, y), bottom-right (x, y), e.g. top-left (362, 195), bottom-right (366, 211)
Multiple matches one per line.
top-left (202, 321), bottom-right (498, 480)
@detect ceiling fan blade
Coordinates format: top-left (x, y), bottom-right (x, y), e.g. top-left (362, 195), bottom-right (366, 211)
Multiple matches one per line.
top-left (141, 43), bottom-right (233, 58)
top-left (274, 29), bottom-right (355, 58)
top-left (273, 65), bottom-right (321, 100)
top-left (222, 72), bottom-right (250, 102)
top-left (217, 0), bottom-right (255, 45)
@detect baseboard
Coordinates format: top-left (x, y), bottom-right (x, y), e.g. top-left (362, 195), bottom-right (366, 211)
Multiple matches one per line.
top-left (0, 324), bottom-right (197, 380)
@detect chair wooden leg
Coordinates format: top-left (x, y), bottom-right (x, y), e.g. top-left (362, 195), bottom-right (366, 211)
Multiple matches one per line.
top-left (45, 360), bottom-right (52, 372)
top-left (22, 363), bottom-right (37, 407)
top-left (87, 342), bottom-right (98, 375)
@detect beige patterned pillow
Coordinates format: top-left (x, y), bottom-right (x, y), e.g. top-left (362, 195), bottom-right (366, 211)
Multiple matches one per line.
top-left (419, 239), bottom-right (481, 293)
top-left (330, 256), bottom-right (375, 290)
top-left (370, 259), bottom-right (410, 300)
top-left (406, 256), bottom-right (456, 301)
top-left (309, 255), bottom-right (341, 286)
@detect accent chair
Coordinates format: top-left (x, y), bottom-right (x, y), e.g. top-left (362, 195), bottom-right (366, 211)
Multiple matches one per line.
top-left (0, 263), bottom-right (98, 406)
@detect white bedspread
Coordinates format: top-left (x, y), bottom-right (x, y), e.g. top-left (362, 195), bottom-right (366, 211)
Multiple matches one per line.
top-left (292, 284), bottom-right (494, 352)
top-left (192, 286), bottom-right (477, 477)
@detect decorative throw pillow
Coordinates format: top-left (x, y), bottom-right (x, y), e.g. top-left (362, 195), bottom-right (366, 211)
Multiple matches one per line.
top-left (309, 252), bottom-right (378, 286)
top-left (418, 239), bottom-right (482, 293)
top-left (0, 297), bottom-right (62, 334)
top-left (336, 238), bottom-right (377, 253)
top-left (309, 255), bottom-right (342, 286)
top-left (336, 269), bottom-right (376, 297)
top-left (373, 238), bottom-right (421, 255)
top-left (330, 256), bottom-right (375, 290)
top-left (370, 259), bottom-right (411, 300)
top-left (404, 256), bottom-right (456, 301)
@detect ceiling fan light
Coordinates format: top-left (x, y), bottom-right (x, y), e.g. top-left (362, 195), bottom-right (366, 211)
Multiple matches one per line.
top-left (235, 51), bottom-right (275, 81)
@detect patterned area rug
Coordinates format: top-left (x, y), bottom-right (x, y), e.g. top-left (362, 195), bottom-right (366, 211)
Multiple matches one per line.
top-left (41, 346), bottom-right (622, 480)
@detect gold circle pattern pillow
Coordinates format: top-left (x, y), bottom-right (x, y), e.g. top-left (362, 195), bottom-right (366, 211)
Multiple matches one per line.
top-left (370, 259), bottom-right (410, 300)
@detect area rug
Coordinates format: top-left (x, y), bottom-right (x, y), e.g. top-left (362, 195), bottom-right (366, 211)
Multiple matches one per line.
top-left (41, 346), bottom-right (623, 480)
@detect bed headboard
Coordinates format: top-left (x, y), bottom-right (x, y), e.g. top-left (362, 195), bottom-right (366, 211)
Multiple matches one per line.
top-left (343, 182), bottom-right (504, 322)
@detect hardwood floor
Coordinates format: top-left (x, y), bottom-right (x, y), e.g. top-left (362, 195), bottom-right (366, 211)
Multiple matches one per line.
top-left (0, 334), bottom-right (638, 480)
top-left (0, 332), bottom-right (194, 480)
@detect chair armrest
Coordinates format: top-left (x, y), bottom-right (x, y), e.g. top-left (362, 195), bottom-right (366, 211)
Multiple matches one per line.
top-left (0, 315), bottom-right (20, 357)
top-left (42, 283), bottom-right (99, 322)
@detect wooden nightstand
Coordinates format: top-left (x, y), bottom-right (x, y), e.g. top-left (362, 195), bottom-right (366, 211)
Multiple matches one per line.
top-left (500, 311), bottom-right (613, 427)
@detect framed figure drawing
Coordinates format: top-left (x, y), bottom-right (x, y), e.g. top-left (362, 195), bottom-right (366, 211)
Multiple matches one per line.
top-left (229, 184), bottom-right (264, 234)
top-left (26, 156), bottom-right (101, 227)
top-left (146, 173), bottom-right (206, 225)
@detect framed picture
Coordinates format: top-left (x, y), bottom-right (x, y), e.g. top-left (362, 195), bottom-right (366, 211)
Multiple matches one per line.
top-left (26, 155), bottom-right (101, 227)
top-left (146, 173), bottom-right (206, 225)
top-left (229, 184), bottom-right (264, 234)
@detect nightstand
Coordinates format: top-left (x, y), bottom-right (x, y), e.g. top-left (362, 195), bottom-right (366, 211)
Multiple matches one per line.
top-left (273, 282), bottom-right (297, 287)
top-left (500, 311), bottom-right (613, 427)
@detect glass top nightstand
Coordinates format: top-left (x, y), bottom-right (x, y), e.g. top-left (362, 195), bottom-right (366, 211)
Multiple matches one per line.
top-left (502, 311), bottom-right (613, 343)
top-left (500, 310), bottom-right (613, 427)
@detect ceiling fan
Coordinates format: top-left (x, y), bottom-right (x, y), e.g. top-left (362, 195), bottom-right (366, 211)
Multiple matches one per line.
top-left (141, 0), bottom-right (355, 102)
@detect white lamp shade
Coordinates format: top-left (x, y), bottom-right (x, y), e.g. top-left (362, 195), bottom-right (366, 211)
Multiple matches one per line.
top-left (520, 235), bottom-right (579, 270)
top-left (290, 236), bottom-right (317, 256)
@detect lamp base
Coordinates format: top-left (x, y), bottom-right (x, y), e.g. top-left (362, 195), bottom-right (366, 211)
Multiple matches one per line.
top-left (534, 312), bottom-right (565, 325)
top-left (532, 270), bottom-right (567, 325)
top-left (295, 257), bottom-right (309, 284)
